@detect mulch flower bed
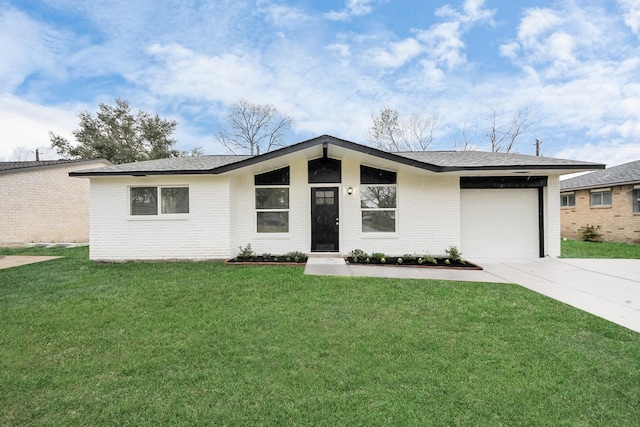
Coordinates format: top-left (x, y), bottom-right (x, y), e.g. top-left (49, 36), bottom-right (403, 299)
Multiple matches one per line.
top-left (345, 256), bottom-right (482, 270)
top-left (226, 255), bottom-right (308, 265)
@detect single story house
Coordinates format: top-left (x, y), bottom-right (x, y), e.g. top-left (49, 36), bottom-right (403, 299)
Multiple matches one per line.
top-left (560, 159), bottom-right (640, 243)
top-left (70, 135), bottom-right (603, 261)
top-left (1, 158), bottom-right (111, 246)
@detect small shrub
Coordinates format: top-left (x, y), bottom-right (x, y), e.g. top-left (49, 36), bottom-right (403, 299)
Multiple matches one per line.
top-left (579, 224), bottom-right (602, 242)
top-left (444, 259), bottom-right (451, 265)
top-left (445, 245), bottom-right (462, 262)
top-left (397, 257), bottom-right (403, 264)
top-left (349, 249), bottom-right (368, 262)
top-left (424, 255), bottom-right (437, 265)
top-left (238, 243), bottom-right (253, 258)
top-left (284, 251), bottom-right (308, 263)
top-left (371, 252), bottom-right (386, 261)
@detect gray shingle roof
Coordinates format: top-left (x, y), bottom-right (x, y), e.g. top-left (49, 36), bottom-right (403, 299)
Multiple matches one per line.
top-left (397, 150), bottom-right (596, 168)
top-left (0, 159), bottom-right (111, 175)
top-left (69, 135), bottom-right (604, 177)
top-left (560, 160), bottom-right (640, 191)
top-left (72, 155), bottom-right (252, 175)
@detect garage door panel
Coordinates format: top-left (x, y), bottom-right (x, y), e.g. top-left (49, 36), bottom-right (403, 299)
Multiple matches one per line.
top-left (461, 189), bottom-right (539, 258)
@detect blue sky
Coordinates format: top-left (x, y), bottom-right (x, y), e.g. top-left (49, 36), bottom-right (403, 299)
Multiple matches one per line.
top-left (2, 0), bottom-right (640, 166)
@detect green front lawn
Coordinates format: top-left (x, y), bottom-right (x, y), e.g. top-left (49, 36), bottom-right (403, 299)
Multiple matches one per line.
top-left (561, 239), bottom-right (640, 259)
top-left (1, 247), bottom-right (639, 425)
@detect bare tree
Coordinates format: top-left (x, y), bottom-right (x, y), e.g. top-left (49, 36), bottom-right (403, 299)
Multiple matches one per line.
top-left (486, 107), bottom-right (530, 153)
top-left (11, 146), bottom-right (32, 161)
top-left (216, 99), bottom-right (294, 155)
top-left (453, 121), bottom-right (479, 151)
top-left (368, 107), bottom-right (439, 152)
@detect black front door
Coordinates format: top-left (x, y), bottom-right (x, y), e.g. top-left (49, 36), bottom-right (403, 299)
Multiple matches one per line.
top-left (311, 187), bottom-right (339, 252)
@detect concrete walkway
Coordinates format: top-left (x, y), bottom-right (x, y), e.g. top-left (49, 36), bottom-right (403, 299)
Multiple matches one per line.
top-left (0, 256), bottom-right (62, 270)
top-left (304, 255), bottom-right (640, 333)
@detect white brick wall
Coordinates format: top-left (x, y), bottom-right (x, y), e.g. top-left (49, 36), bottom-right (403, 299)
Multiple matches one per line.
top-left (87, 157), bottom-right (563, 260)
top-left (89, 175), bottom-right (231, 261)
top-left (0, 160), bottom-right (109, 245)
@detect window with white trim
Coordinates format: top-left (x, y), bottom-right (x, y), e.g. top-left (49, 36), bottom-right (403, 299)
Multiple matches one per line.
top-left (130, 186), bottom-right (189, 216)
top-left (560, 193), bottom-right (575, 207)
top-left (360, 165), bottom-right (397, 233)
top-left (255, 167), bottom-right (290, 233)
top-left (590, 190), bottom-right (612, 207)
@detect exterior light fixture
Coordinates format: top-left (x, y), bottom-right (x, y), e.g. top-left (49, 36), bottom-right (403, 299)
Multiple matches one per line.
top-left (347, 186), bottom-right (353, 195)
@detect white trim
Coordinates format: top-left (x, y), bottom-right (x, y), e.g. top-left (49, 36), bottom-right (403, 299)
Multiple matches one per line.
top-left (590, 188), bottom-right (611, 193)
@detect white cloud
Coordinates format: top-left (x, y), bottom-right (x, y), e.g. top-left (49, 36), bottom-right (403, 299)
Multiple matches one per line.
top-left (143, 43), bottom-right (270, 104)
top-left (619, 0), bottom-right (640, 34)
top-left (258, 2), bottom-right (311, 28)
top-left (416, 21), bottom-right (466, 70)
top-left (324, 0), bottom-right (384, 21)
top-left (436, 0), bottom-right (494, 25)
top-left (554, 141), bottom-right (640, 167)
top-left (0, 94), bottom-right (79, 160)
top-left (0, 7), bottom-right (63, 92)
top-left (369, 38), bottom-right (422, 68)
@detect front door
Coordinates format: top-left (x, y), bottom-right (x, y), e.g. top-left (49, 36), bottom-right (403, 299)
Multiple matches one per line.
top-left (311, 187), bottom-right (339, 252)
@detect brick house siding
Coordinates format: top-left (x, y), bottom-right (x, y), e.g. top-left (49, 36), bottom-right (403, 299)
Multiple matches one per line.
top-left (560, 155), bottom-right (640, 245)
top-left (561, 185), bottom-right (640, 243)
top-left (0, 160), bottom-right (110, 246)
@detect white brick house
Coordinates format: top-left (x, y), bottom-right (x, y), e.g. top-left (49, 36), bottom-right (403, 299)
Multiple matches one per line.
top-left (71, 135), bottom-right (603, 260)
top-left (1, 159), bottom-right (111, 246)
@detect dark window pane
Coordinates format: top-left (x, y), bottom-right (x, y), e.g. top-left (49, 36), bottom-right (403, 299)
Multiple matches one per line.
top-left (308, 158), bottom-right (342, 183)
top-left (560, 194), bottom-right (575, 207)
top-left (255, 167), bottom-right (290, 185)
top-left (634, 190), bottom-right (640, 213)
top-left (257, 212), bottom-right (289, 233)
top-left (256, 188), bottom-right (289, 209)
top-left (161, 187), bottom-right (189, 214)
top-left (360, 186), bottom-right (396, 208)
top-left (362, 211), bottom-right (395, 232)
top-left (131, 187), bottom-right (158, 215)
top-left (360, 165), bottom-right (396, 184)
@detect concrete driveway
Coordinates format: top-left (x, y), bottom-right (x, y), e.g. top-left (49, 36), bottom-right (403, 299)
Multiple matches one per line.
top-left (473, 258), bottom-right (640, 333)
top-left (0, 256), bottom-right (62, 270)
top-left (305, 256), bottom-right (640, 333)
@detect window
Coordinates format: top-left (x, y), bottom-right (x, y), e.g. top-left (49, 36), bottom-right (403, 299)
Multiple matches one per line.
top-left (560, 193), bottom-right (575, 207)
top-left (130, 186), bottom-right (189, 216)
top-left (360, 165), bottom-right (397, 233)
top-left (308, 158), bottom-right (341, 183)
top-left (255, 167), bottom-right (289, 233)
top-left (633, 189), bottom-right (640, 213)
top-left (591, 190), bottom-right (612, 207)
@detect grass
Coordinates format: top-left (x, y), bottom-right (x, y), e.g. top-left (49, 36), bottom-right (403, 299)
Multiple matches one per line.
top-left (1, 247), bottom-right (639, 426)
top-left (561, 239), bottom-right (640, 259)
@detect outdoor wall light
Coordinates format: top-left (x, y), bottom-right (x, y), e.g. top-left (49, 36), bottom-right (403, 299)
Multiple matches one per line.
top-left (347, 186), bottom-right (353, 195)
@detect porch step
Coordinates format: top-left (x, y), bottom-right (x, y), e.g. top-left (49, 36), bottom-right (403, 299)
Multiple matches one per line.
top-left (304, 254), bottom-right (351, 276)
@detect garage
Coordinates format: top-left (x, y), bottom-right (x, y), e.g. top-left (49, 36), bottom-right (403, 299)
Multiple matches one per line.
top-left (460, 184), bottom-right (542, 258)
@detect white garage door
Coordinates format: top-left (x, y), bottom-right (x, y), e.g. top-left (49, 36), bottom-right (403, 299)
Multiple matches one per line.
top-left (461, 189), bottom-right (539, 258)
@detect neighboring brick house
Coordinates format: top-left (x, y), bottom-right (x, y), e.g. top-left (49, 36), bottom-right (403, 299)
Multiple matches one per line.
top-left (560, 160), bottom-right (640, 243)
top-left (0, 159), bottom-right (111, 246)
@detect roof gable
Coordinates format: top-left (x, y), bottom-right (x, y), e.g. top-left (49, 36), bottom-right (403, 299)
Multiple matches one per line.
top-left (560, 160), bottom-right (640, 191)
top-left (69, 135), bottom-right (605, 177)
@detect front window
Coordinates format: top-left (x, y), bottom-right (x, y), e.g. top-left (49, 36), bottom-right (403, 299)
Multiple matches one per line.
top-left (130, 186), bottom-right (189, 216)
top-left (255, 167), bottom-right (290, 233)
top-left (560, 193), bottom-right (575, 207)
top-left (633, 189), bottom-right (640, 213)
top-left (591, 190), bottom-right (612, 207)
top-left (360, 165), bottom-right (397, 232)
